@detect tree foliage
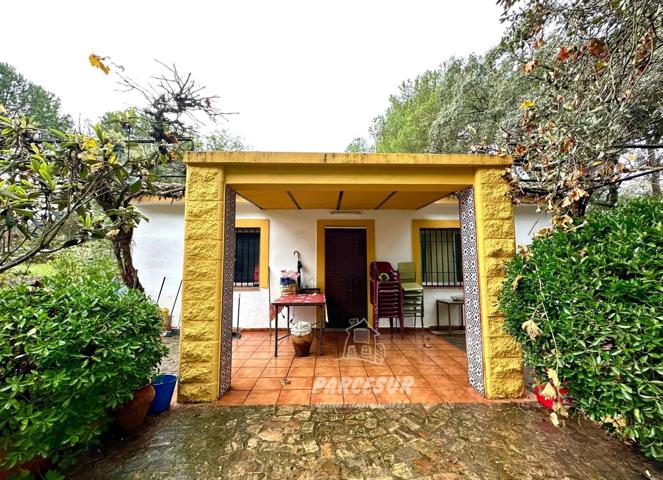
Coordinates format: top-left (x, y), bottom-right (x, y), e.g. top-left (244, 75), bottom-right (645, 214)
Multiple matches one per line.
top-left (429, 50), bottom-right (530, 154)
top-left (499, 0), bottom-right (663, 217)
top-left (0, 63), bottom-right (72, 131)
top-left (372, 69), bottom-right (443, 153)
top-left (345, 137), bottom-right (373, 153)
top-left (369, 50), bottom-right (530, 155)
top-left (0, 59), bottom-right (225, 289)
top-left (196, 128), bottom-right (247, 152)
top-left (0, 114), bottom-right (113, 272)
top-left (87, 59), bottom-right (223, 290)
top-left (365, 0), bottom-right (662, 219)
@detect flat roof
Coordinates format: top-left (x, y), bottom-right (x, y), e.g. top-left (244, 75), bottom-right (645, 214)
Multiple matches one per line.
top-left (185, 151), bottom-right (512, 167)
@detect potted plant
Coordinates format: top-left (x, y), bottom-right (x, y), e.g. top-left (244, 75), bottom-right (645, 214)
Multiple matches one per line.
top-left (115, 382), bottom-right (156, 430)
top-left (0, 267), bottom-right (167, 471)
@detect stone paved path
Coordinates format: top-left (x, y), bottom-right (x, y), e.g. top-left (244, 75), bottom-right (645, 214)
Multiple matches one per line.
top-left (66, 403), bottom-right (662, 480)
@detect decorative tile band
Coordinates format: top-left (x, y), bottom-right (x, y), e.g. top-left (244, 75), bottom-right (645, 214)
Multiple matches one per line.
top-left (219, 185), bottom-right (236, 396)
top-left (457, 187), bottom-right (485, 395)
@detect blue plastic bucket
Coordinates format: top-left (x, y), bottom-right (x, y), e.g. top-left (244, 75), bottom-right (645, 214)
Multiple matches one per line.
top-left (148, 374), bottom-right (177, 415)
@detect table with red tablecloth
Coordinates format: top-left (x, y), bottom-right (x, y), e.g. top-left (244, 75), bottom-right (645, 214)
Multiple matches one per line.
top-left (270, 293), bottom-right (327, 357)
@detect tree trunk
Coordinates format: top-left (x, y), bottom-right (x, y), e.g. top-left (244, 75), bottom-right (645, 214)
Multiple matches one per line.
top-left (113, 228), bottom-right (144, 292)
top-left (606, 184), bottom-right (619, 207)
top-left (648, 149), bottom-right (661, 196)
top-left (571, 194), bottom-right (591, 217)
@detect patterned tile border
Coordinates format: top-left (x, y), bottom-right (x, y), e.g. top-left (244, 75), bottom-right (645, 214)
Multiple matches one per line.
top-left (457, 187), bottom-right (485, 395)
top-left (219, 185), bottom-right (236, 396)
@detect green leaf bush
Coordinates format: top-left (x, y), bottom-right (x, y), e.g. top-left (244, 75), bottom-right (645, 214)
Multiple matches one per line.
top-left (0, 269), bottom-right (167, 469)
top-left (500, 197), bottom-right (663, 460)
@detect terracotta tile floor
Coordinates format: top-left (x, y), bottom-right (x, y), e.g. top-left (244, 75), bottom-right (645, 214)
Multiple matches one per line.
top-left (219, 329), bottom-right (505, 406)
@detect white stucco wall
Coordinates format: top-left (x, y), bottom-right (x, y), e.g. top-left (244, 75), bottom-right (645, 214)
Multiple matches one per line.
top-left (132, 203), bottom-right (186, 326)
top-left (132, 200), bottom-right (548, 329)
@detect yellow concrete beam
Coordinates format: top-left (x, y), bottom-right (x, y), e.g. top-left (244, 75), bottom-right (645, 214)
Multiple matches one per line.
top-left (185, 151), bottom-right (512, 167)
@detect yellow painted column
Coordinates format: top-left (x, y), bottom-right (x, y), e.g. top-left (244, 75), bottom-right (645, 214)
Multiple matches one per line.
top-left (177, 165), bottom-right (226, 402)
top-left (473, 167), bottom-right (524, 398)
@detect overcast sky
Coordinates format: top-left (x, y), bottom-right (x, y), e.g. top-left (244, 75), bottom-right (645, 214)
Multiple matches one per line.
top-left (4, 0), bottom-right (504, 152)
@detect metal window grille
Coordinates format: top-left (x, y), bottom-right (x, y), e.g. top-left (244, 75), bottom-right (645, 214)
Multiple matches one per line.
top-left (234, 228), bottom-right (260, 287)
top-left (420, 228), bottom-right (463, 287)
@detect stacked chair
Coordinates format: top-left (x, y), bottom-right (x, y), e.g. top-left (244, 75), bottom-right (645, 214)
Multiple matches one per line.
top-left (370, 262), bottom-right (404, 338)
top-left (398, 262), bottom-right (424, 330)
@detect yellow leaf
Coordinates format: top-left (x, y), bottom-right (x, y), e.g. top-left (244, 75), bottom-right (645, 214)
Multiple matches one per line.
top-left (541, 382), bottom-right (557, 400)
top-left (550, 412), bottom-right (560, 427)
top-left (512, 275), bottom-right (523, 291)
top-left (0, 104), bottom-right (6, 113)
top-left (547, 368), bottom-right (561, 388)
top-left (520, 100), bottom-right (536, 110)
top-left (89, 54), bottom-right (110, 75)
top-left (521, 319), bottom-right (541, 339)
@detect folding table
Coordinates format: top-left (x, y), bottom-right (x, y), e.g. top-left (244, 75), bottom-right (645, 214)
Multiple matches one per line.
top-left (271, 293), bottom-right (327, 357)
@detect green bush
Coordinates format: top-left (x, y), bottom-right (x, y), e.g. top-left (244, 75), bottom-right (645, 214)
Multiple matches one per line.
top-left (0, 271), bottom-right (167, 469)
top-left (500, 197), bottom-right (663, 460)
top-left (49, 240), bottom-right (118, 282)
top-left (1, 240), bottom-right (118, 287)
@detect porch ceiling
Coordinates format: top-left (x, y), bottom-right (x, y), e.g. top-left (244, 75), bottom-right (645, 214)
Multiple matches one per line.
top-left (235, 188), bottom-right (456, 210)
top-left (184, 151), bottom-right (513, 210)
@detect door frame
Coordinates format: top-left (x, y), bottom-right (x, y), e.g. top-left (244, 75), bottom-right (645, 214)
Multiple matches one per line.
top-left (316, 219), bottom-right (375, 327)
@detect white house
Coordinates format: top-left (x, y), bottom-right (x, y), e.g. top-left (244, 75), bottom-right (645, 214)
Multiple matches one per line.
top-left (133, 192), bottom-right (548, 331)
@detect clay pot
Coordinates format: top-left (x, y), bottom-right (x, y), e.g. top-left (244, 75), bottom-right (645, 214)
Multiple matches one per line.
top-left (0, 452), bottom-right (50, 480)
top-left (292, 332), bottom-right (314, 357)
top-left (116, 384), bottom-right (155, 430)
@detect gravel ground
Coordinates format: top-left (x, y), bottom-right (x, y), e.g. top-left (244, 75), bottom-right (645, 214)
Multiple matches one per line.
top-left (158, 334), bottom-right (179, 375)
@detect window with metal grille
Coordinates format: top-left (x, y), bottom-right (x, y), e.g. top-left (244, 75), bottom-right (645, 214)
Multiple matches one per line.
top-left (234, 228), bottom-right (260, 287)
top-left (420, 228), bottom-right (463, 287)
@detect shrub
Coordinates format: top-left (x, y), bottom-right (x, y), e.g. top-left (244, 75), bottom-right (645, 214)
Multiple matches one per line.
top-left (0, 271), bottom-right (167, 469)
top-left (500, 197), bottom-right (663, 460)
top-left (50, 240), bottom-right (118, 282)
top-left (0, 240), bottom-right (117, 287)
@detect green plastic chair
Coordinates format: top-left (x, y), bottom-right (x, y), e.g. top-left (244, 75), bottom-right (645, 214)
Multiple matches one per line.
top-left (398, 262), bottom-right (424, 328)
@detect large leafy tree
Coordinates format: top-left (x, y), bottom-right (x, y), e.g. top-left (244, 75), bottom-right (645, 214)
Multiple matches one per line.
top-left (429, 50), bottom-right (530, 154)
top-left (0, 114), bottom-right (116, 272)
top-left (86, 58), bottom-right (223, 290)
top-left (499, 0), bottom-right (663, 218)
top-left (369, 50), bottom-right (530, 155)
top-left (0, 63), bottom-right (72, 131)
top-left (371, 69), bottom-right (443, 153)
top-left (0, 58), bottom-right (227, 290)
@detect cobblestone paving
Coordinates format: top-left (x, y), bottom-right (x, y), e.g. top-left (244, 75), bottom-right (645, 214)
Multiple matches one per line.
top-left (67, 403), bottom-right (662, 480)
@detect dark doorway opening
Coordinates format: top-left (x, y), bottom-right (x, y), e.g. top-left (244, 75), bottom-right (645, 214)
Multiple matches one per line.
top-left (324, 228), bottom-right (368, 328)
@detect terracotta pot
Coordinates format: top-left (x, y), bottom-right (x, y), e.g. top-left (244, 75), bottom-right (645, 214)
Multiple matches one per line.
top-left (292, 333), bottom-right (313, 357)
top-left (0, 452), bottom-right (50, 480)
top-left (116, 384), bottom-right (155, 430)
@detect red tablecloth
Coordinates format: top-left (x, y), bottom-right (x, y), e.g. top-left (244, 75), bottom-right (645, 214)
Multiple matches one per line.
top-left (272, 293), bottom-right (326, 305)
top-left (270, 294), bottom-right (326, 320)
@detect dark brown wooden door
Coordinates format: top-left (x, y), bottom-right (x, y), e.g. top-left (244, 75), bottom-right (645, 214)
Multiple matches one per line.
top-left (324, 228), bottom-right (367, 328)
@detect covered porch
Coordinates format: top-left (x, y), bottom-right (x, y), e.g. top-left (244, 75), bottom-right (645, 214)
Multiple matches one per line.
top-left (178, 152), bottom-right (524, 403)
